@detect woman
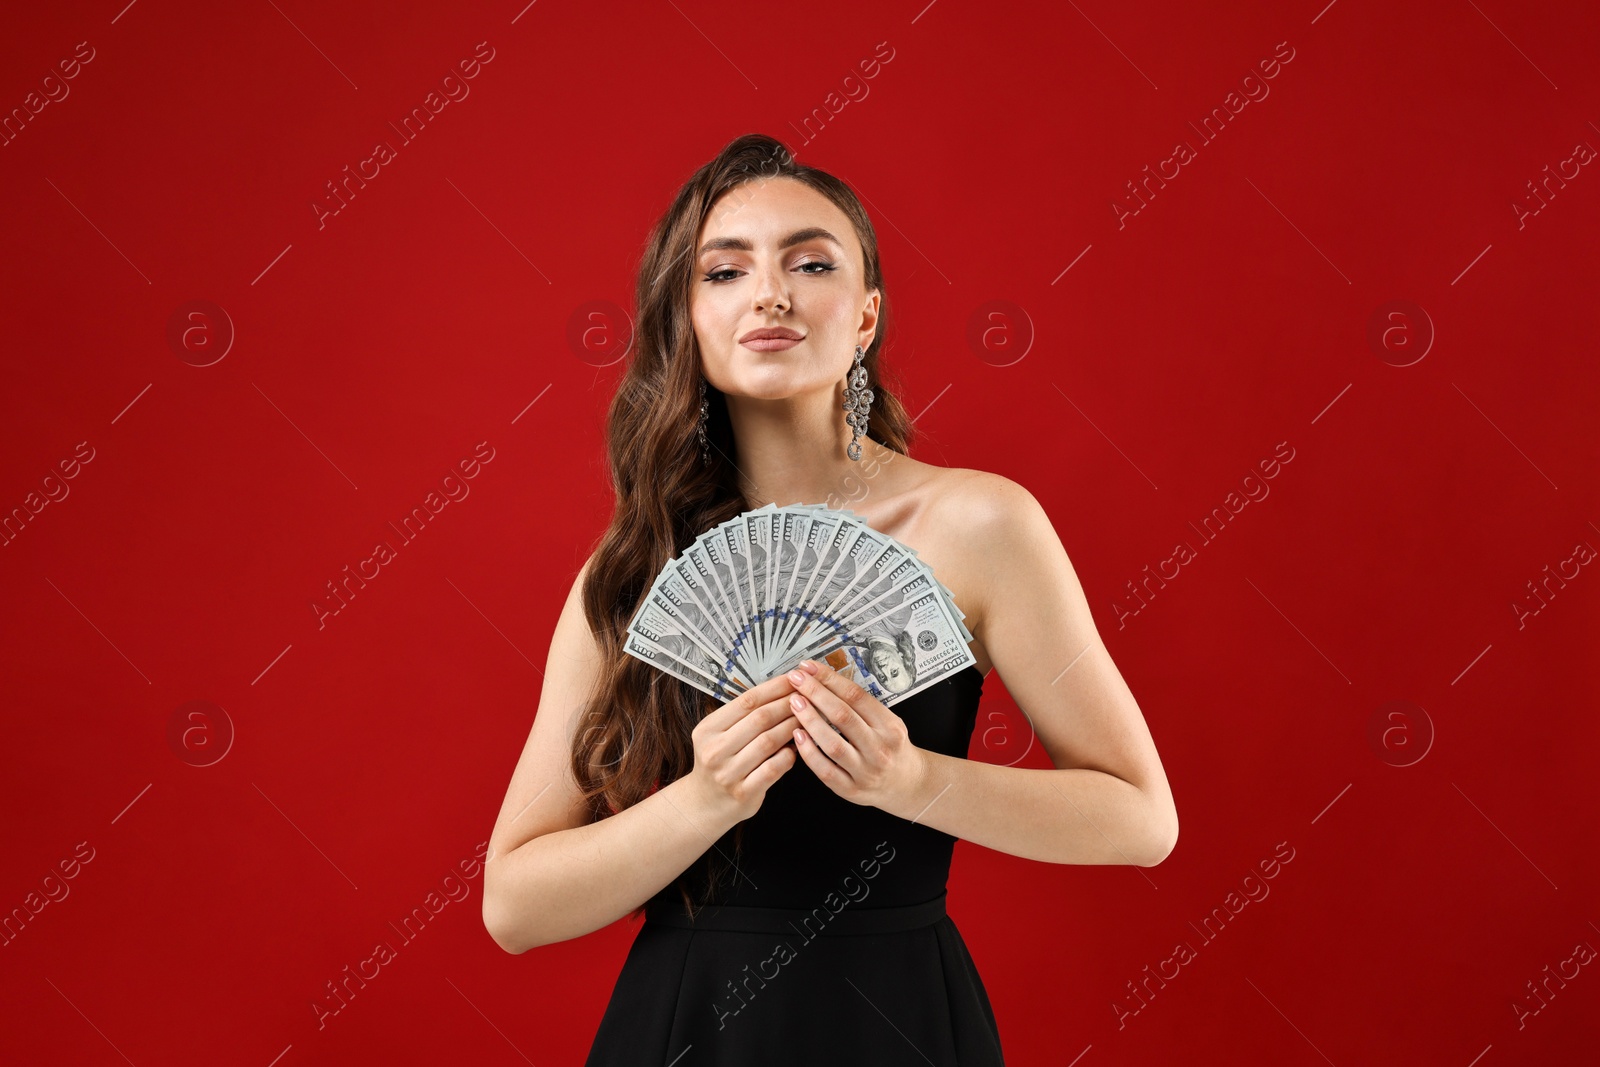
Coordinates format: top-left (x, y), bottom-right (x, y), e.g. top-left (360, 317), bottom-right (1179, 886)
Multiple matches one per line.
top-left (482, 133), bottom-right (1179, 1065)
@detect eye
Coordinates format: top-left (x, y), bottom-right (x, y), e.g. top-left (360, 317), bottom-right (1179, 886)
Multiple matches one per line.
top-left (701, 260), bottom-right (839, 284)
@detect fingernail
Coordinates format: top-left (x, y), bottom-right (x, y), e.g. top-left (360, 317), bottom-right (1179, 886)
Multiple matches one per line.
top-left (799, 660), bottom-right (819, 674)
top-left (787, 669), bottom-right (806, 686)
top-left (790, 693), bottom-right (806, 710)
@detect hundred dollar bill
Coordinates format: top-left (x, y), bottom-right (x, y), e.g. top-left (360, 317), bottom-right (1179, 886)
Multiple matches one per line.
top-left (704, 521), bottom-right (758, 681)
top-left (662, 554), bottom-right (745, 674)
top-left (640, 579), bottom-right (756, 690)
top-left (780, 520), bottom-right (900, 654)
top-left (770, 506), bottom-right (842, 657)
top-left (623, 627), bottom-right (745, 704)
top-left (750, 506), bottom-right (775, 668)
top-left (626, 502), bottom-right (977, 706)
top-left (790, 580), bottom-right (975, 707)
top-left (765, 506), bottom-right (813, 668)
top-left (667, 550), bottom-right (763, 681)
top-left (766, 505), bottom-right (862, 658)
top-left (718, 506), bottom-right (773, 675)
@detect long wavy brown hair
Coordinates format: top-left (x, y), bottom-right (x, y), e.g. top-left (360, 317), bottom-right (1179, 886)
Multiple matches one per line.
top-left (570, 133), bottom-right (916, 918)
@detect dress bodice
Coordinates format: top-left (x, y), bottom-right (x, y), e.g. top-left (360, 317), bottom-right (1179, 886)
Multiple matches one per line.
top-left (648, 665), bottom-right (987, 914)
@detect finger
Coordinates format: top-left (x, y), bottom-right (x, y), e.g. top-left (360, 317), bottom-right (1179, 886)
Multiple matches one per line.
top-left (789, 693), bottom-right (861, 776)
top-left (716, 694), bottom-right (798, 754)
top-left (792, 726), bottom-right (846, 785)
top-left (785, 665), bottom-right (868, 748)
top-left (699, 672), bottom-right (800, 733)
top-left (750, 742), bottom-right (798, 790)
top-left (727, 712), bottom-right (801, 781)
top-left (798, 658), bottom-right (889, 729)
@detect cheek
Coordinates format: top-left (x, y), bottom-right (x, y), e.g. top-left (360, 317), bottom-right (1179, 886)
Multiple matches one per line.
top-left (697, 286), bottom-right (745, 327)
top-left (809, 288), bottom-right (856, 322)
top-left (689, 292), bottom-right (732, 346)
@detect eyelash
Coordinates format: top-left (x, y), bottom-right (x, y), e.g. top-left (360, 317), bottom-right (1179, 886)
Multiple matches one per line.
top-left (702, 261), bottom-right (837, 283)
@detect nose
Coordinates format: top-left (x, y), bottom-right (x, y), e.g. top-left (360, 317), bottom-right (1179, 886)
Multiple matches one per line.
top-left (751, 261), bottom-right (790, 314)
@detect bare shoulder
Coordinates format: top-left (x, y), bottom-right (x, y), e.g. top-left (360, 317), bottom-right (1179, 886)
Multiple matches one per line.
top-left (913, 466), bottom-right (1057, 574)
top-left (892, 463), bottom-right (1063, 673)
top-left (934, 467), bottom-right (1047, 529)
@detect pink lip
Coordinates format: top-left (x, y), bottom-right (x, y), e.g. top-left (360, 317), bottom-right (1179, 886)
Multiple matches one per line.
top-left (741, 336), bottom-right (804, 351)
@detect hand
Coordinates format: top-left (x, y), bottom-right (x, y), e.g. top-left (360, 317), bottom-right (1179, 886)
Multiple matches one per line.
top-left (685, 672), bottom-right (803, 824)
top-left (783, 658), bottom-right (931, 812)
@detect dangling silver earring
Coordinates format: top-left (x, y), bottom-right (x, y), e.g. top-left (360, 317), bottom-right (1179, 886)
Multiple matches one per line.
top-left (697, 376), bottom-right (712, 467)
top-left (842, 344), bottom-right (873, 461)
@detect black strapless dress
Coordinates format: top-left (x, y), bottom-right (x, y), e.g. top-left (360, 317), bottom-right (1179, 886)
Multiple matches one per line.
top-left (583, 664), bottom-right (1005, 1066)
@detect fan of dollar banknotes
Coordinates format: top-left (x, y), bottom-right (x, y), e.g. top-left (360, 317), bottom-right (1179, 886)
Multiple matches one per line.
top-left (624, 502), bottom-right (976, 708)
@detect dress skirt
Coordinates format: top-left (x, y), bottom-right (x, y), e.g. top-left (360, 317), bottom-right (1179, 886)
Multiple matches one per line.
top-left (583, 891), bottom-right (1005, 1066)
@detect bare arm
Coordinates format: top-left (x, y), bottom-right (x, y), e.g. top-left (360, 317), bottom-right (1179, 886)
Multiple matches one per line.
top-left (484, 774), bottom-right (738, 953)
top-left (890, 475), bottom-right (1178, 866)
top-left (482, 555), bottom-right (801, 953)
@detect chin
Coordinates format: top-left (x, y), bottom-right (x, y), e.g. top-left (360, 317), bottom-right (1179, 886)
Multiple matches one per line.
top-left (727, 367), bottom-right (828, 400)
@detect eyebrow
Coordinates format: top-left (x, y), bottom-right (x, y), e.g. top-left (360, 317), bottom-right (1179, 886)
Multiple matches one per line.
top-left (697, 226), bottom-right (844, 258)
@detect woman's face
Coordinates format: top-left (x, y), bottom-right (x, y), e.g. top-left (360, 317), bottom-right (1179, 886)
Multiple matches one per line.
top-left (690, 177), bottom-right (879, 400)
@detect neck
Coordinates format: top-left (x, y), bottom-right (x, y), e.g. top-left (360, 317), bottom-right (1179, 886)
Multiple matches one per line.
top-left (726, 382), bottom-right (871, 509)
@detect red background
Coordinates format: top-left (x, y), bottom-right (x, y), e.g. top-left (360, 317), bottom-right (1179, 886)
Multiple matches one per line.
top-left (3, 1), bottom-right (1597, 1063)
